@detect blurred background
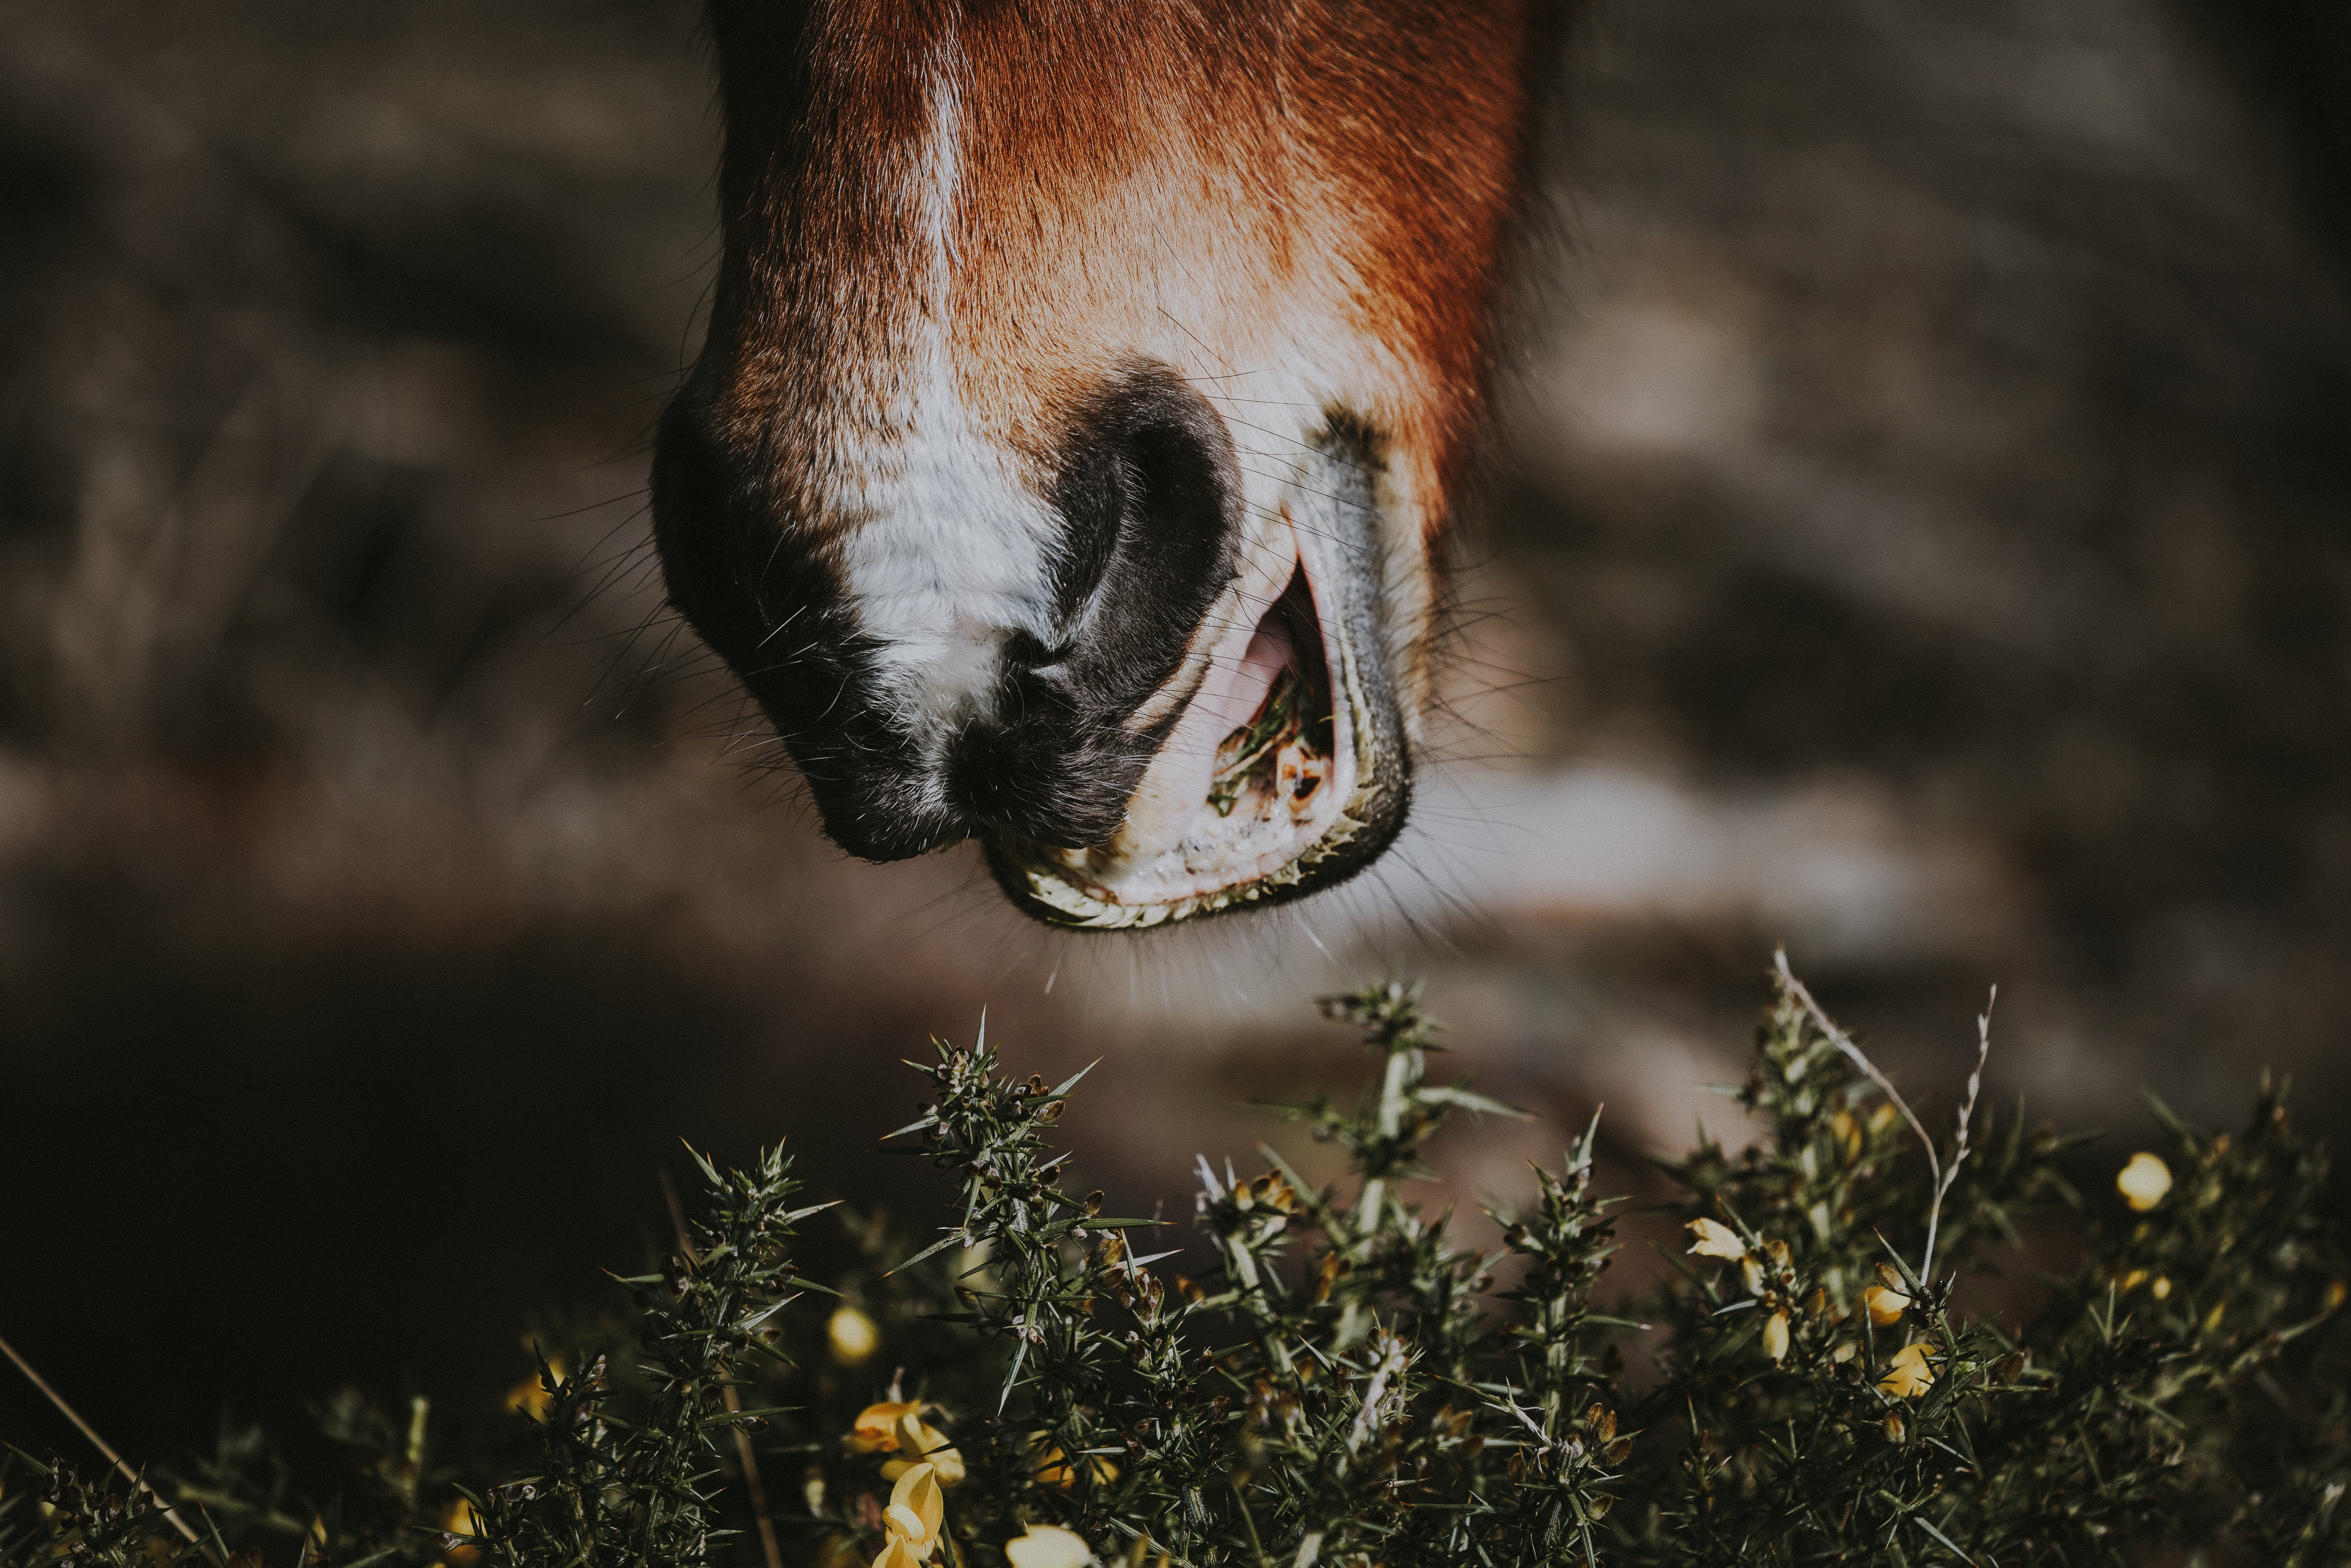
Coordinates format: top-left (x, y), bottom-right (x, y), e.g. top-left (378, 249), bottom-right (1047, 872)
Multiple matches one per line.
top-left (4, 0), bottom-right (2347, 1473)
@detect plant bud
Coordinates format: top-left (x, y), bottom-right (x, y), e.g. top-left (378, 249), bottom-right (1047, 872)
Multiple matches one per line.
top-left (2117, 1152), bottom-right (2172, 1211)
top-left (827, 1305), bottom-right (880, 1366)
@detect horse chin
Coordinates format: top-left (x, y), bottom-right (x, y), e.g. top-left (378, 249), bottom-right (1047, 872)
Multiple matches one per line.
top-left (985, 441), bottom-right (1412, 930)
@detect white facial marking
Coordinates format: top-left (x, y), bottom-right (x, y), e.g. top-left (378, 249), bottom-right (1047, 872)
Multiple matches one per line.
top-left (832, 41), bottom-right (1062, 777)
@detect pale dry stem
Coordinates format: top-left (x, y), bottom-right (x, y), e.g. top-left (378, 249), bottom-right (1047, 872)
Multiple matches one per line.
top-left (1772, 948), bottom-right (1996, 1283)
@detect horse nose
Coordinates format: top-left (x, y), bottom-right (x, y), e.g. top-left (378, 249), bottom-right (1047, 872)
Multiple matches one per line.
top-left (652, 359), bottom-right (1246, 864)
top-left (937, 362), bottom-right (1244, 848)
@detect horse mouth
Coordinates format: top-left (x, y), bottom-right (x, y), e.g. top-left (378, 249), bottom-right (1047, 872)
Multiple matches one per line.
top-left (985, 466), bottom-right (1410, 929)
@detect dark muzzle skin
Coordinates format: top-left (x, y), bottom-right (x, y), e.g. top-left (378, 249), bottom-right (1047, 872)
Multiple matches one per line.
top-left (650, 361), bottom-right (1246, 865)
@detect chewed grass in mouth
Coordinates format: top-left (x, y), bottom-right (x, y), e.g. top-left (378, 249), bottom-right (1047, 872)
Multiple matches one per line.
top-left (1206, 573), bottom-right (1333, 826)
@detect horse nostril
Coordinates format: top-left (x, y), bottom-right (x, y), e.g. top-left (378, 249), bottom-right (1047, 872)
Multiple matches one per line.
top-left (1048, 362), bottom-right (1240, 701)
top-left (931, 361), bottom-right (1244, 850)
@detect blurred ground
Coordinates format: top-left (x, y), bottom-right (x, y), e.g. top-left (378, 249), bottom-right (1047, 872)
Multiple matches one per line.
top-left (3, 0), bottom-right (2347, 1473)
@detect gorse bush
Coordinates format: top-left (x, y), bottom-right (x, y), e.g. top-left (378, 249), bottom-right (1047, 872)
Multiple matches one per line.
top-left (6, 960), bottom-right (2347, 1567)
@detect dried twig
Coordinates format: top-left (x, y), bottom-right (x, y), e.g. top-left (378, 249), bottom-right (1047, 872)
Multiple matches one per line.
top-left (1924, 988), bottom-right (1998, 1278)
top-left (1774, 949), bottom-right (1996, 1282)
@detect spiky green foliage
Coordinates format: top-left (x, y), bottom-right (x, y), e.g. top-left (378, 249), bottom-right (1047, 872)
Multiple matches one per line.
top-left (0, 1452), bottom-right (206, 1568)
top-left (1612, 971), bottom-right (2351, 1565)
top-left (168, 1393), bottom-right (466, 1565)
top-left (769, 970), bottom-right (2351, 1568)
top-left (463, 1144), bottom-right (827, 1568)
top-left (786, 979), bottom-right (1631, 1568)
top-left (4, 1393), bottom-right (475, 1568)
top-left (7, 966), bottom-right (2347, 1568)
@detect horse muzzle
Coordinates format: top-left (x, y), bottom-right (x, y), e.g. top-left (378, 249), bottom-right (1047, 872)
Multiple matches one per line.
top-left (651, 362), bottom-right (1411, 928)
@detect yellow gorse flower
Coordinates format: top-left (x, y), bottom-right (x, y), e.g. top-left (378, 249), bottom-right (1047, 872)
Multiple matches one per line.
top-left (1827, 1109), bottom-right (1863, 1162)
top-left (883, 1410), bottom-right (966, 1485)
top-left (1004, 1523), bottom-right (1094, 1568)
top-left (1686, 1218), bottom-right (1745, 1260)
top-left (1879, 1341), bottom-right (1935, 1399)
top-left (1863, 1285), bottom-right (1910, 1326)
top-left (1034, 1439), bottom-right (1120, 1489)
top-left (846, 1403), bottom-right (966, 1485)
top-left (866, 1462), bottom-right (946, 1568)
top-left (846, 1401), bottom-right (919, 1455)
